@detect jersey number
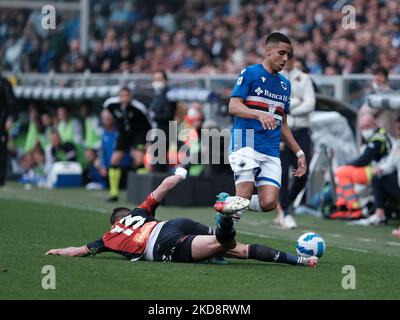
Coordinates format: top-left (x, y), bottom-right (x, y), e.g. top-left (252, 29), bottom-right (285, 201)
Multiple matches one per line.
top-left (111, 215), bottom-right (146, 236)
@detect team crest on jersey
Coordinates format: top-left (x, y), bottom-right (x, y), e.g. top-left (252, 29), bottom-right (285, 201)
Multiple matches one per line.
top-left (280, 81), bottom-right (287, 90)
top-left (255, 87), bottom-right (263, 96)
top-left (261, 77), bottom-right (266, 83)
top-left (238, 160), bottom-right (246, 168)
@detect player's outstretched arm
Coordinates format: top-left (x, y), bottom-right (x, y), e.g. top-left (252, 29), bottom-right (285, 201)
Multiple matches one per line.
top-left (45, 246), bottom-right (89, 257)
top-left (152, 167), bottom-right (187, 203)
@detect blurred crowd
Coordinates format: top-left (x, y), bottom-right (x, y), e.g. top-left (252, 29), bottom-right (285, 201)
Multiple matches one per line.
top-left (1, 0), bottom-right (399, 75)
top-left (5, 94), bottom-right (228, 190)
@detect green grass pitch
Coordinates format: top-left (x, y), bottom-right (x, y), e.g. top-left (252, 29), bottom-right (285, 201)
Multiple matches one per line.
top-left (1, 182), bottom-right (400, 299)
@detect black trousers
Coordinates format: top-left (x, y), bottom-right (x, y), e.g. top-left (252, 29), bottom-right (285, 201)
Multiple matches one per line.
top-left (372, 172), bottom-right (400, 209)
top-left (0, 132), bottom-right (8, 186)
top-left (280, 128), bottom-right (311, 212)
top-left (152, 123), bottom-right (172, 172)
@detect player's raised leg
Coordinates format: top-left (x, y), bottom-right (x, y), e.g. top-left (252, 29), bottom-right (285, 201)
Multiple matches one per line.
top-left (256, 185), bottom-right (280, 212)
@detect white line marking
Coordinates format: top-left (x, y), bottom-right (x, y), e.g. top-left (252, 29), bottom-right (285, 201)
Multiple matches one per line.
top-left (387, 242), bottom-right (400, 247)
top-left (0, 193), bottom-right (109, 214)
top-left (238, 230), bottom-right (273, 239)
top-left (357, 238), bottom-right (376, 242)
top-left (337, 247), bottom-right (370, 253)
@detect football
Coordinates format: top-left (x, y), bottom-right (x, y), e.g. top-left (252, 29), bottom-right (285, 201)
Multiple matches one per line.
top-left (296, 232), bottom-right (326, 258)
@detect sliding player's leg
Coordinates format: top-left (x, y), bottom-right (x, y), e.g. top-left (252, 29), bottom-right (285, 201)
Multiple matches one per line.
top-left (191, 214), bottom-right (237, 261)
top-left (152, 217), bottom-right (221, 263)
top-left (224, 242), bottom-right (319, 268)
top-left (212, 190), bottom-right (250, 265)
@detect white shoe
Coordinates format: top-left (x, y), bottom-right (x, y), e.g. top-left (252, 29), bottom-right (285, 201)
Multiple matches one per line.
top-left (214, 196), bottom-right (250, 215)
top-left (282, 215), bottom-right (297, 229)
top-left (298, 256), bottom-right (319, 268)
top-left (349, 214), bottom-right (386, 226)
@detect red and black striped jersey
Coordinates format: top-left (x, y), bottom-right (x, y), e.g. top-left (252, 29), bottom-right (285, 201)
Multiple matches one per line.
top-left (86, 193), bottom-right (160, 260)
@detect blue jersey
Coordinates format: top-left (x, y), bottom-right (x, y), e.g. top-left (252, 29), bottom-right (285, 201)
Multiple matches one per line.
top-left (101, 129), bottom-right (132, 168)
top-left (230, 64), bottom-right (291, 157)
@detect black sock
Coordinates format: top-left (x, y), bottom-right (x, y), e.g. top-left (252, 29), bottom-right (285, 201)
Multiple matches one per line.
top-left (215, 217), bottom-right (236, 244)
top-left (249, 244), bottom-right (299, 265)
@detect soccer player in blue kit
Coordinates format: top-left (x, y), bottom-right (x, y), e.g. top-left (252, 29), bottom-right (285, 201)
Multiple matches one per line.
top-left (215, 32), bottom-right (307, 224)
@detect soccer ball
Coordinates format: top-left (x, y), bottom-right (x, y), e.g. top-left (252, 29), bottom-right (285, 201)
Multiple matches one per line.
top-left (296, 232), bottom-right (326, 258)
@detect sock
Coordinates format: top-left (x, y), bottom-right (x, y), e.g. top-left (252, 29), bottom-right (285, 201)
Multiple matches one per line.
top-left (108, 167), bottom-right (121, 197)
top-left (215, 216), bottom-right (236, 244)
top-left (248, 244), bottom-right (299, 266)
top-left (232, 210), bottom-right (243, 226)
top-left (249, 195), bottom-right (262, 212)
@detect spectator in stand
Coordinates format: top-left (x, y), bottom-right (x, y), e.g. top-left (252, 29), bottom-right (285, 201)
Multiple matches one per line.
top-left (56, 105), bottom-right (83, 146)
top-left (38, 109), bottom-right (54, 151)
top-left (330, 114), bottom-right (392, 221)
top-left (23, 102), bottom-right (42, 154)
top-left (80, 100), bottom-right (102, 150)
top-left (356, 115), bottom-right (400, 227)
top-left (148, 70), bottom-right (176, 172)
top-left (44, 129), bottom-right (78, 175)
top-left (1, 1), bottom-right (400, 74)
top-left (359, 66), bottom-right (396, 136)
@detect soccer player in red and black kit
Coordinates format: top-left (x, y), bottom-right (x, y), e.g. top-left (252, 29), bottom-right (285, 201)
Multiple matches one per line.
top-left (103, 87), bottom-right (152, 202)
top-left (46, 168), bottom-right (319, 267)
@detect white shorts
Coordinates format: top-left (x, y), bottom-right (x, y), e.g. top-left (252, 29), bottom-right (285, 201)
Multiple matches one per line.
top-left (229, 147), bottom-right (281, 189)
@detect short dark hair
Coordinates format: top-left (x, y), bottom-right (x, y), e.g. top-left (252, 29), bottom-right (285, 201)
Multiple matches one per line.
top-left (372, 66), bottom-right (389, 79)
top-left (119, 86), bottom-right (132, 94)
top-left (265, 32), bottom-right (291, 46)
top-left (155, 70), bottom-right (168, 81)
top-left (109, 207), bottom-right (131, 225)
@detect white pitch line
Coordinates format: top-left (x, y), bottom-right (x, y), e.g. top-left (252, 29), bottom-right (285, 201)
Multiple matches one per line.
top-left (357, 238), bottom-right (376, 242)
top-left (336, 247), bottom-right (370, 253)
top-left (0, 193), bottom-right (109, 214)
top-left (237, 230), bottom-right (273, 239)
top-left (387, 242), bottom-right (400, 247)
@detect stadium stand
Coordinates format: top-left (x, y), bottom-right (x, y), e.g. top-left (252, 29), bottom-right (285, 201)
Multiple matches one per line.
top-left (0, 0), bottom-right (399, 75)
